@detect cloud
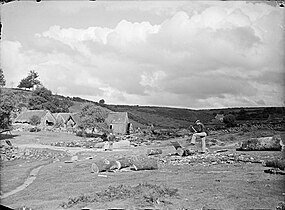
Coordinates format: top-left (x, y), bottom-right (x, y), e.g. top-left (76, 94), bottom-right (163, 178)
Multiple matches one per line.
top-left (1, 41), bottom-right (32, 87)
top-left (2, 1), bottom-right (284, 108)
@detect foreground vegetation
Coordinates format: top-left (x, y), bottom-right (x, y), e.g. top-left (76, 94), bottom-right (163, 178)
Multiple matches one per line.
top-left (1, 128), bottom-right (284, 210)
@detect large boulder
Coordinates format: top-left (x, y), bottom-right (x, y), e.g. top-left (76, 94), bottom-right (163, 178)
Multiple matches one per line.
top-left (237, 135), bottom-right (282, 151)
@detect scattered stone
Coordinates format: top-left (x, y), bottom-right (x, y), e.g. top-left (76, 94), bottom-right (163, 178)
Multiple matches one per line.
top-left (276, 201), bottom-right (285, 210)
top-left (97, 174), bottom-right (108, 178)
top-left (103, 141), bottom-right (113, 151)
top-left (159, 151), bottom-right (265, 167)
top-left (237, 136), bottom-right (282, 151)
top-left (94, 142), bottom-right (105, 148)
top-left (147, 148), bottom-right (162, 156)
top-left (71, 155), bottom-right (78, 162)
top-left (51, 137), bottom-right (104, 148)
top-left (15, 206), bottom-right (35, 210)
top-left (264, 168), bottom-right (285, 175)
top-left (0, 145), bottom-right (68, 162)
top-left (264, 159), bottom-right (285, 170)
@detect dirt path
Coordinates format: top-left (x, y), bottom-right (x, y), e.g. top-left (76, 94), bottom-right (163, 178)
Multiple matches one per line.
top-left (0, 142), bottom-right (134, 198)
top-left (0, 165), bottom-right (44, 199)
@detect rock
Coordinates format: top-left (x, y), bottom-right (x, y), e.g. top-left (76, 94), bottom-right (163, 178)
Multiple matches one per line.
top-left (71, 156), bottom-right (78, 162)
top-left (237, 136), bottom-right (282, 151)
top-left (15, 207), bottom-right (35, 210)
top-left (264, 168), bottom-right (285, 175)
top-left (146, 148), bottom-right (163, 156)
top-left (103, 141), bottom-right (113, 151)
top-left (94, 142), bottom-right (105, 148)
top-left (276, 201), bottom-right (285, 210)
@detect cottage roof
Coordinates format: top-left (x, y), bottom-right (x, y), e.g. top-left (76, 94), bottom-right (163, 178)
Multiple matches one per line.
top-left (106, 112), bottom-right (129, 124)
top-left (71, 113), bottom-right (81, 125)
top-left (15, 110), bottom-right (52, 123)
top-left (54, 113), bottom-right (73, 123)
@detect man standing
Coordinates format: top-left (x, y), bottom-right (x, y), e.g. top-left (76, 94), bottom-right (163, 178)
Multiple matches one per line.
top-left (190, 119), bottom-right (208, 153)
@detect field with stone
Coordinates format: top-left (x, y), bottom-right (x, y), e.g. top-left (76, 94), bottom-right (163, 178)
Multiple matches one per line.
top-left (0, 128), bottom-right (284, 210)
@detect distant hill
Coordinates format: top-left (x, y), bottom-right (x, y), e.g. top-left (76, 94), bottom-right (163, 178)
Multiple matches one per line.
top-left (104, 105), bottom-right (214, 128)
top-left (104, 105), bottom-right (285, 129)
top-left (3, 88), bottom-right (284, 129)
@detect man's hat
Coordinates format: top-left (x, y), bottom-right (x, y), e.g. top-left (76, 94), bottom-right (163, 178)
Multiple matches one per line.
top-left (194, 119), bottom-right (200, 123)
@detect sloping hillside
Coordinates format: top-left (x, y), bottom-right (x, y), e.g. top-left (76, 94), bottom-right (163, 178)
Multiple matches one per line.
top-left (3, 88), bottom-right (111, 115)
top-left (105, 105), bottom-right (215, 128)
top-left (4, 88), bottom-right (284, 129)
top-left (105, 105), bottom-right (285, 129)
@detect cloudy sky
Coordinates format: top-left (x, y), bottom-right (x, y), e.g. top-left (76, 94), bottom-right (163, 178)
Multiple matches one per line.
top-left (1, 1), bottom-right (284, 109)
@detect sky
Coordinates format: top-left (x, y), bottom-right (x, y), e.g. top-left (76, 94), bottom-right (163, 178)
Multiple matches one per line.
top-left (1, 1), bottom-right (284, 109)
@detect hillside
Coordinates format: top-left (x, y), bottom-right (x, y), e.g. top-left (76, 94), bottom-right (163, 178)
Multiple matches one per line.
top-left (3, 88), bottom-right (284, 129)
top-left (105, 105), bottom-right (214, 128)
top-left (105, 104), bottom-right (284, 129)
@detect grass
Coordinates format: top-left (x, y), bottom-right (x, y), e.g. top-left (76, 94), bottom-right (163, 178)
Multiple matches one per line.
top-left (8, 131), bottom-right (84, 146)
top-left (217, 129), bottom-right (279, 143)
top-left (60, 183), bottom-right (179, 208)
top-left (0, 159), bottom-right (50, 193)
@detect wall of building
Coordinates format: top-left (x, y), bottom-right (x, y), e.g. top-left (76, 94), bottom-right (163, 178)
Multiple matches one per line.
top-left (111, 123), bottom-right (128, 134)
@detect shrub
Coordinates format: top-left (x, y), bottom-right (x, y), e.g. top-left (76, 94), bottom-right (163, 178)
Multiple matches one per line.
top-left (223, 114), bottom-right (237, 127)
top-left (76, 130), bottom-right (86, 137)
top-left (214, 124), bottom-right (225, 130)
top-left (30, 115), bottom-right (41, 125)
top-left (76, 130), bottom-right (103, 138)
top-left (60, 183), bottom-right (178, 208)
top-left (29, 127), bottom-right (41, 132)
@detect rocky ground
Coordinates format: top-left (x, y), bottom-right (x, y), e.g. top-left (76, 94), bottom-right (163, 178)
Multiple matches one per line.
top-left (0, 129), bottom-right (284, 210)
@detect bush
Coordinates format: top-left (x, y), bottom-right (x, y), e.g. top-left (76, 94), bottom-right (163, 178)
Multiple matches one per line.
top-left (75, 130), bottom-right (102, 138)
top-left (223, 114), bottom-right (237, 127)
top-left (29, 127), bottom-right (41, 132)
top-left (213, 124), bottom-right (225, 130)
top-left (76, 130), bottom-right (86, 137)
top-left (30, 115), bottom-right (41, 125)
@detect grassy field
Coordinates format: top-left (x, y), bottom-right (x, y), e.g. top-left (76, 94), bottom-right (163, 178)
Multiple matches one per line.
top-left (1, 129), bottom-right (284, 209)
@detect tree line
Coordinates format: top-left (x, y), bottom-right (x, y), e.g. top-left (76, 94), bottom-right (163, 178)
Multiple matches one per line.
top-left (0, 69), bottom-right (73, 130)
top-left (0, 69), bottom-right (108, 132)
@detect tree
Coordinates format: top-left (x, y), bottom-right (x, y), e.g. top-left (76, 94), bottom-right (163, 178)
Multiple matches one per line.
top-left (17, 70), bottom-right (41, 90)
top-left (223, 114), bottom-right (237, 127)
top-left (33, 86), bottom-right (52, 100)
top-left (0, 90), bottom-right (15, 130)
top-left (28, 86), bottom-right (73, 113)
top-left (99, 99), bottom-right (105, 105)
top-left (51, 96), bottom-right (73, 113)
top-left (27, 70), bottom-right (41, 90)
top-left (30, 115), bottom-right (41, 126)
top-left (18, 77), bottom-right (33, 89)
top-left (0, 68), bottom-right (6, 87)
top-left (78, 103), bottom-right (109, 132)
